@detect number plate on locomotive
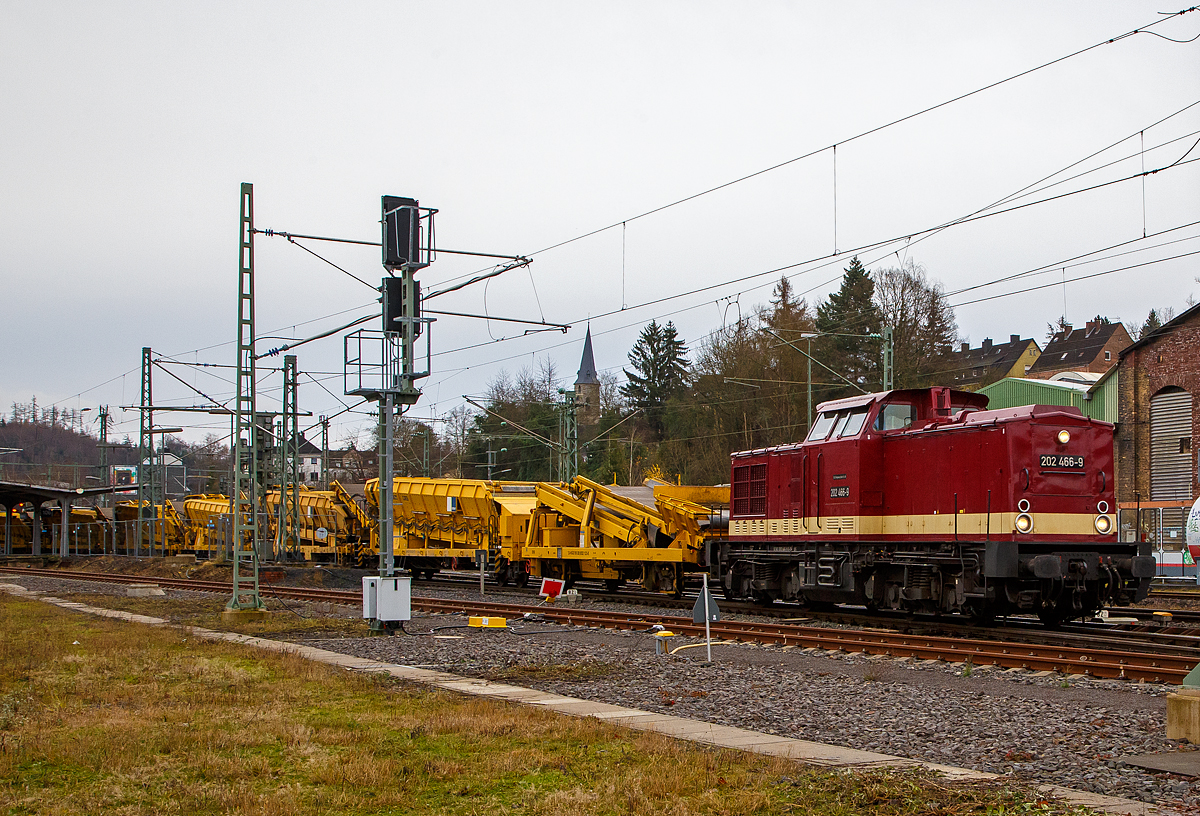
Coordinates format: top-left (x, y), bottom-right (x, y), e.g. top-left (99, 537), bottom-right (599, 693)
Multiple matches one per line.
top-left (829, 486), bottom-right (850, 498)
top-left (1039, 453), bottom-right (1084, 469)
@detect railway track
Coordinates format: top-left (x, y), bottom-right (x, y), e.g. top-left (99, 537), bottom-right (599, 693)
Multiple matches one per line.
top-left (2, 566), bottom-right (1196, 684)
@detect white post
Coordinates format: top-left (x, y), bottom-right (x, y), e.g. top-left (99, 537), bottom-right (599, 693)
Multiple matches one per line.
top-left (703, 572), bottom-right (712, 663)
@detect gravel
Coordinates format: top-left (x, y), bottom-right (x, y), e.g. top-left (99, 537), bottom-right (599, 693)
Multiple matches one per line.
top-left (6, 570), bottom-right (1200, 813)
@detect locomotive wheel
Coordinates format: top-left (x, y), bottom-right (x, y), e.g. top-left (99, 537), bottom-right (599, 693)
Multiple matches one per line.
top-left (604, 578), bottom-right (621, 593)
top-left (495, 560), bottom-right (511, 587)
top-left (1037, 603), bottom-right (1063, 629)
top-left (514, 570), bottom-right (529, 588)
top-left (966, 604), bottom-right (995, 626)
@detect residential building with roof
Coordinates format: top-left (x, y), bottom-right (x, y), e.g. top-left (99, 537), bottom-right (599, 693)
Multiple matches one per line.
top-left (939, 335), bottom-right (1041, 390)
top-left (1026, 317), bottom-right (1131, 380)
top-left (295, 434), bottom-right (323, 484)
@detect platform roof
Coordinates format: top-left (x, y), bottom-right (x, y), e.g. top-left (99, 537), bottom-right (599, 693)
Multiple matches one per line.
top-left (0, 480), bottom-right (138, 508)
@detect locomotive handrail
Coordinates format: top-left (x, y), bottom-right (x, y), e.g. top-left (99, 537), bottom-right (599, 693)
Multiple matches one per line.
top-left (801, 455), bottom-right (809, 532)
top-left (815, 453), bottom-right (823, 530)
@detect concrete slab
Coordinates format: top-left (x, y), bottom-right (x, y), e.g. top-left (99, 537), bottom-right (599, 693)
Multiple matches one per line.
top-left (1121, 751), bottom-right (1200, 777)
top-left (589, 709), bottom-right (662, 720)
top-left (1037, 784), bottom-right (1163, 815)
top-left (126, 583), bottom-right (165, 597)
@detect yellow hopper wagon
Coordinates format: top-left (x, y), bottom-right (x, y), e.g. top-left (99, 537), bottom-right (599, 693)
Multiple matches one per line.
top-left (364, 478), bottom-right (537, 582)
top-left (180, 495), bottom-right (237, 559)
top-left (112, 500), bottom-right (188, 556)
top-left (262, 482), bottom-right (370, 563)
top-left (521, 477), bottom-right (728, 596)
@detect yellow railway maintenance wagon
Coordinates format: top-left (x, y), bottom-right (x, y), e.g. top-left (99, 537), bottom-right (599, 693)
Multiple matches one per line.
top-left (180, 494), bottom-right (236, 559)
top-left (365, 476), bottom-right (729, 594)
top-left (364, 478), bottom-right (537, 580)
top-left (113, 500), bottom-right (189, 556)
top-left (520, 477), bottom-right (728, 595)
top-left (262, 482), bottom-right (372, 563)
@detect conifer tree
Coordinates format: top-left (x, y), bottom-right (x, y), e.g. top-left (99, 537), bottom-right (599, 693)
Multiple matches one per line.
top-left (815, 257), bottom-right (882, 396)
top-left (621, 320), bottom-right (690, 439)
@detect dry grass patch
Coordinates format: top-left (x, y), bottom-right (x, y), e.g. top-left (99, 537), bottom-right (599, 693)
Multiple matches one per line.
top-left (60, 592), bottom-right (367, 640)
top-left (0, 594), bottom-right (1098, 815)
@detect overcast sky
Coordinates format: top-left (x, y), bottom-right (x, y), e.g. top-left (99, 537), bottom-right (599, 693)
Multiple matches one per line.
top-left (2, 2), bottom-right (1198, 448)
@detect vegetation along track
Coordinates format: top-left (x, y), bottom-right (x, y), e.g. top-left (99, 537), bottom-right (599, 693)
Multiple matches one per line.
top-left (3, 566), bottom-right (1196, 684)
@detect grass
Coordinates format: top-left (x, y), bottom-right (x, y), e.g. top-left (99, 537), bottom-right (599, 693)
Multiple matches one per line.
top-left (0, 594), bottom-right (1100, 815)
top-left (59, 592), bottom-right (368, 640)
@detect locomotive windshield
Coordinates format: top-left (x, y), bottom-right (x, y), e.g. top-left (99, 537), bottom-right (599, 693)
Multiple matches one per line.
top-left (806, 407), bottom-right (870, 441)
top-left (839, 408), bottom-right (869, 437)
top-left (806, 411), bottom-right (837, 441)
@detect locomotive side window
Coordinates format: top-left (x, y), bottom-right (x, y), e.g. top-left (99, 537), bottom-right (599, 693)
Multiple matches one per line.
top-left (806, 411), bottom-right (837, 441)
top-left (839, 407), bottom-right (869, 438)
top-left (874, 401), bottom-right (916, 431)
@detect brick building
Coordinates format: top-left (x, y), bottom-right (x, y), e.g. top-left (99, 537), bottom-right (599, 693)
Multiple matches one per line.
top-left (1027, 317), bottom-right (1130, 380)
top-left (1115, 303), bottom-right (1200, 546)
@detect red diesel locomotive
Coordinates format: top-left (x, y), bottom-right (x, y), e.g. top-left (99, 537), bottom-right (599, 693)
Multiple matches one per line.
top-left (723, 386), bottom-right (1154, 624)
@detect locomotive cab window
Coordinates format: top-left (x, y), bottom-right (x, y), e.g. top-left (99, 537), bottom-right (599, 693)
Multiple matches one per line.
top-left (874, 401), bottom-right (917, 431)
top-left (806, 411), bottom-right (838, 441)
top-left (838, 407), bottom-right (869, 438)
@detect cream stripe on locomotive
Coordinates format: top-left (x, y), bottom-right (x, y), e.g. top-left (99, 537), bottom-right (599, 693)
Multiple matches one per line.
top-left (731, 512), bottom-right (1112, 538)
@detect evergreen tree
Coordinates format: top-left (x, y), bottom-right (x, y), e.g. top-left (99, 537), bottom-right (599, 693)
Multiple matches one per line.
top-left (1139, 308), bottom-right (1163, 339)
top-left (815, 257), bottom-right (882, 397)
top-left (621, 320), bottom-right (690, 440)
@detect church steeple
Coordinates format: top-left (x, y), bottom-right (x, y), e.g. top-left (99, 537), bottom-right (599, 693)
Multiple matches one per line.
top-left (575, 326), bottom-right (600, 386)
top-left (574, 326), bottom-right (601, 426)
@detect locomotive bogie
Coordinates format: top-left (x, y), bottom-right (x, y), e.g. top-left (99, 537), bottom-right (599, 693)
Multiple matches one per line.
top-left (725, 387), bottom-right (1152, 623)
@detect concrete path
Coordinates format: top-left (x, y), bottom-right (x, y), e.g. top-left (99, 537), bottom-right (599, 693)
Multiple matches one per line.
top-left (0, 583), bottom-right (1161, 816)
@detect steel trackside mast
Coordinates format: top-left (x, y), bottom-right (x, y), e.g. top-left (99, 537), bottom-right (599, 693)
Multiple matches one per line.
top-left (227, 183), bottom-right (266, 612)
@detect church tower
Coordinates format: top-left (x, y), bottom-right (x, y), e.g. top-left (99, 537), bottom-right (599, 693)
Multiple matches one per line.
top-left (574, 326), bottom-right (601, 427)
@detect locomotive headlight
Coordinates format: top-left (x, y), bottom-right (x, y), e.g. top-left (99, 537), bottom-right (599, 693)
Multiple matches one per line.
top-left (1057, 429), bottom-right (1071, 444)
top-left (1015, 513), bottom-right (1033, 533)
top-left (1095, 514), bottom-right (1113, 534)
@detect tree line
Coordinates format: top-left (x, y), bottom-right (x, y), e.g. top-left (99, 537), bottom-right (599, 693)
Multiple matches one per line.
top-left (460, 256), bottom-right (959, 485)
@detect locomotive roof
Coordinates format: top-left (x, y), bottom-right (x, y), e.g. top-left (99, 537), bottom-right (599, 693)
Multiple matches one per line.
top-left (812, 387), bottom-right (985, 415)
top-left (731, 398), bottom-right (1110, 459)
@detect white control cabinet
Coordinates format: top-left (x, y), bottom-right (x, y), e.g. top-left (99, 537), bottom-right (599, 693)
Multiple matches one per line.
top-left (362, 575), bottom-right (412, 622)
